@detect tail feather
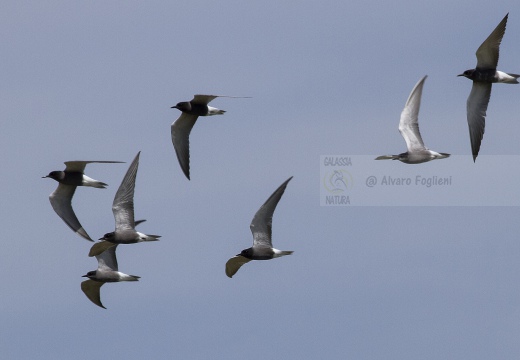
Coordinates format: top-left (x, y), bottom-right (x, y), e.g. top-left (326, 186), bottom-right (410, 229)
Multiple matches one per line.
top-left (91, 181), bottom-right (108, 189)
top-left (83, 175), bottom-right (108, 188)
top-left (143, 234), bottom-right (161, 241)
top-left (273, 250), bottom-right (293, 258)
top-left (208, 107), bottom-right (226, 115)
top-left (500, 72), bottom-right (520, 84)
top-left (120, 274), bottom-right (140, 281)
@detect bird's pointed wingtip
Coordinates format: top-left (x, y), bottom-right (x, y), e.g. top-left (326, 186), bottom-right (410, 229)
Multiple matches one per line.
top-left (77, 228), bottom-right (94, 242)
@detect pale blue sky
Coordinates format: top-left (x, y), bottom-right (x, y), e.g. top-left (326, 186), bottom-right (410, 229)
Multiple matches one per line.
top-left (2, 1), bottom-right (520, 359)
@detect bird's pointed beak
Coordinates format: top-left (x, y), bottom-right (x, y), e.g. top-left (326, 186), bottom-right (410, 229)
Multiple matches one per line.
top-left (171, 105), bottom-right (178, 109)
top-left (81, 274), bottom-right (88, 277)
top-left (42, 175), bottom-right (48, 178)
top-left (457, 74), bottom-right (464, 77)
top-left (98, 237), bottom-right (104, 240)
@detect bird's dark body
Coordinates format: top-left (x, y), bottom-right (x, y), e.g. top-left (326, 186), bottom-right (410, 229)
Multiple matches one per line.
top-left (45, 171), bottom-right (84, 185)
top-left (461, 69), bottom-right (501, 82)
top-left (173, 102), bottom-right (209, 116)
top-left (240, 247), bottom-right (275, 260)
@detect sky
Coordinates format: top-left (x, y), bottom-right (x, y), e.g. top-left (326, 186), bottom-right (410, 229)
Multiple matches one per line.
top-left (2, 0), bottom-right (520, 359)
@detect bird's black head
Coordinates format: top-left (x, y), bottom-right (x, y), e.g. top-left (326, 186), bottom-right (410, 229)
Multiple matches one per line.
top-left (171, 101), bottom-right (191, 112)
top-left (240, 248), bottom-right (253, 259)
top-left (82, 271), bottom-right (96, 278)
top-left (42, 171), bottom-right (63, 181)
top-left (458, 69), bottom-right (475, 79)
top-left (100, 232), bottom-right (115, 241)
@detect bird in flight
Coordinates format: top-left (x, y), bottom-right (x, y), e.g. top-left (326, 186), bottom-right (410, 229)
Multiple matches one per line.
top-left (458, 13), bottom-right (519, 161)
top-left (225, 176), bottom-right (294, 278)
top-left (375, 76), bottom-right (449, 164)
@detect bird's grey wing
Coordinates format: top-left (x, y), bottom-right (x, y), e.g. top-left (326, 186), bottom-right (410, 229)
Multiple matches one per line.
top-left (171, 113), bottom-right (198, 180)
top-left (96, 244), bottom-right (118, 271)
top-left (225, 255), bottom-right (252, 278)
top-left (476, 13), bottom-right (508, 69)
top-left (63, 161), bottom-right (124, 173)
top-left (191, 95), bottom-right (251, 105)
top-left (49, 184), bottom-right (93, 241)
top-left (81, 280), bottom-right (106, 309)
top-left (398, 75), bottom-right (427, 152)
top-left (466, 82), bottom-right (492, 161)
top-left (112, 152), bottom-right (140, 231)
top-left (191, 95), bottom-right (220, 105)
top-left (88, 240), bottom-right (117, 257)
top-left (250, 176), bottom-right (293, 248)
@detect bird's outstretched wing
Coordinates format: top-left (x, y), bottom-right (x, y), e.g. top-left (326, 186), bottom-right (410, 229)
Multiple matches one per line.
top-left (191, 95), bottom-right (219, 105)
top-left (81, 280), bottom-right (106, 309)
top-left (171, 113), bottom-right (198, 180)
top-left (250, 177), bottom-right (293, 248)
top-left (49, 183), bottom-right (92, 241)
top-left (96, 244), bottom-right (119, 272)
top-left (191, 95), bottom-right (251, 105)
top-left (399, 75), bottom-right (428, 152)
top-left (88, 240), bottom-right (117, 257)
top-left (225, 255), bottom-right (252, 278)
top-left (63, 161), bottom-right (124, 173)
top-left (476, 13), bottom-right (508, 69)
top-left (112, 152), bottom-right (140, 231)
top-left (466, 82), bottom-right (492, 161)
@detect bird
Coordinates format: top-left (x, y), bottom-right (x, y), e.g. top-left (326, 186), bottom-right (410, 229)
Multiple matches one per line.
top-left (458, 13), bottom-right (519, 161)
top-left (88, 220), bottom-right (147, 256)
top-left (225, 176), bottom-right (294, 278)
top-left (375, 76), bottom-right (450, 164)
top-left (171, 94), bottom-right (250, 180)
top-left (43, 160), bottom-right (124, 241)
top-left (81, 244), bottom-right (140, 309)
top-left (90, 151), bottom-right (160, 257)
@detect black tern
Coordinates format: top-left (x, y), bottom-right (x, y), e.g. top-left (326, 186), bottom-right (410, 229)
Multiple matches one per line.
top-left (375, 76), bottom-right (450, 164)
top-left (43, 160), bottom-right (124, 241)
top-left (81, 245), bottom-right (140, 309)
top-left (225, 176), bottom-right (294, 278)
top-left (88, 220), bottom-right (146, 256)
top-left (171, 94), bottom-right (250, 180)
top-left (458, 13), bottom-right (519, 161)
top-left (90, 152), bottom-right (160, 256)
